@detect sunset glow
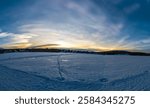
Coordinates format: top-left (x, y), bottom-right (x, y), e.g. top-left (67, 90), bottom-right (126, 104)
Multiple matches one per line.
top-left (0, 0), bottom-right (150, 52)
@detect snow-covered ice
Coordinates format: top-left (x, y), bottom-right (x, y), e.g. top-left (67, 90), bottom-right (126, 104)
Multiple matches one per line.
top-left (0, 52), bottom-right (150, 90)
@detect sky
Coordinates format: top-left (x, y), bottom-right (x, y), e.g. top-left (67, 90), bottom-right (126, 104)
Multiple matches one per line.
top-left (0, 0), bottom-right (150, 52)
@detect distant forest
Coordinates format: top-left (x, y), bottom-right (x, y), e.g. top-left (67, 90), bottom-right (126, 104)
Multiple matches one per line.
top-left (0, 48), bottom-right (150, 56)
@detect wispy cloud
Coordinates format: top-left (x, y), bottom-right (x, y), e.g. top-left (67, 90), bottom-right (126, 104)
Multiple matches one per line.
top-left (13, 0), bottom-right (130, 50)
top-left (0, 0), bottom-right (149, 52)
top-left (124, 3), bottom-right (140, 14)
top-left (0, 0), bottom-right (135, 50)
top-left (0, 31), bottom-right (36, 48)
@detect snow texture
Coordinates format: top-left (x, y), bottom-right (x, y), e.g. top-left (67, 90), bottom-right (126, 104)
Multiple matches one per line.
top-left (0, 52), bottom-right (150, 90)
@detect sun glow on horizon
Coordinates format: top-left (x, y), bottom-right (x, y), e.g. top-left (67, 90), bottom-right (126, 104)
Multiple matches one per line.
top-left (0, 0), bottom-right (150, 52)
top-left (0, 36), bottom-right (135, 52)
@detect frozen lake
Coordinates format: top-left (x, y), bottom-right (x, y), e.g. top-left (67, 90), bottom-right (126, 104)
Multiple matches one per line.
top-left (0, 52), bottom-right (150, 90)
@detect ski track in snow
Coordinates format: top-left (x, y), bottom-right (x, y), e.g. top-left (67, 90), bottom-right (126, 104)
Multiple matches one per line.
top-left (0, 52), bottom-right (150, 90)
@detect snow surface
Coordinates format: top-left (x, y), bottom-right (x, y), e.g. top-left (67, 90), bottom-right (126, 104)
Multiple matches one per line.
top-left (0, 52), bottom-right (150, 90)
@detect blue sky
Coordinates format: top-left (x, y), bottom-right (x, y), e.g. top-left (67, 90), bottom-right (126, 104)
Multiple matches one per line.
top-left (0, 0), bottom-right (150, 52)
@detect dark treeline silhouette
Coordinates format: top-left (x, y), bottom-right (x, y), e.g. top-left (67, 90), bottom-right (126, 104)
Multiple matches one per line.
top-left (0, 48), bottom-right (150, 56)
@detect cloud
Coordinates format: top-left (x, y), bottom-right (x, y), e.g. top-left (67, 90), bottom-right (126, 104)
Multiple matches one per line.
top-left (14, 0), bottom-right (129, 50)
top-left (18, 18), bottom-right (126, 50)
top-left (0, 0), bottom-right (129, 50)
top-left (0, 31), bottom-right (37, 48)
top-left (124, 3), bottom-right (140, 14)
top-left (0, 0), bottom-right (149, 52)
top-left (111, 0), bottom-right (123, 4)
